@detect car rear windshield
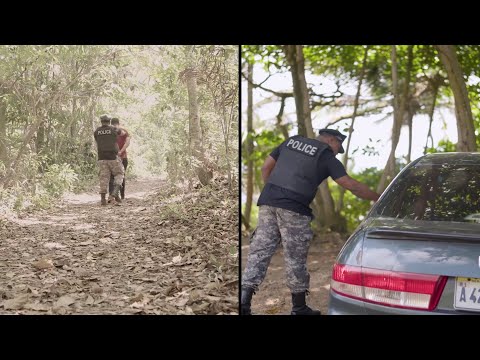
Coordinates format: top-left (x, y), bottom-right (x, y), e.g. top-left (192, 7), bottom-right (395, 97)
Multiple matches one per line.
top-left (375, 160), bottom-right (480, 223)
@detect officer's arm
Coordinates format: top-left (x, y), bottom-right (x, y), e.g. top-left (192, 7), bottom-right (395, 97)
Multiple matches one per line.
top-left (120, 131), bottom-right (131, 154)
top-left (334, 175), bottom-right (380, 202)
top-left (261, 155), bottom-right (276, 183)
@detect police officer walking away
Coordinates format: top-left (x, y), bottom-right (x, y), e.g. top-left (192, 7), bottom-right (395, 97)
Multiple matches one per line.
top-left (93, 115), bottom-right (127, 206)
top-left (241, 129), bottom-right (380, 315)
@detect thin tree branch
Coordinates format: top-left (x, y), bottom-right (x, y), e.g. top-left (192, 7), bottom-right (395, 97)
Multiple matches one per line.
top-left (257, 74), bottom-right (272, 87)
top-left (324, 104), bottom-right (390, 127)
top-left (241, 72), bottom-right (293, 98)
top-left (276, 97), bottom-right (289, 139)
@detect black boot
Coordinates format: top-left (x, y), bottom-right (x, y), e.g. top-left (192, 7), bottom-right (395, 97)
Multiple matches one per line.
top-left (291, 292), bottom-right (321, 315)
top-left (100, 193), bottom-right (107, 206)
top-left (241, 287), bottom-right (255, 315)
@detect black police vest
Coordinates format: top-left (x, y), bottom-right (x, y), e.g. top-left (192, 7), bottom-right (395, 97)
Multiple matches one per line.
top-left (267, 135), bottom-right (329, 203)
top-left (94, 125), bottom-right (118, 159)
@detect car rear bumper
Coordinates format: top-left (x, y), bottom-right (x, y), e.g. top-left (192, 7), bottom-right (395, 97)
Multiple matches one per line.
top-left (327, 291), bottom-right (448, 315)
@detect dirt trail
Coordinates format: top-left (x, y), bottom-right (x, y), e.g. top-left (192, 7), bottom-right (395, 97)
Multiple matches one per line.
top-left (241, 233), bottom-right (345, 315)
top-left (0, 177), bottom-right (238, 314)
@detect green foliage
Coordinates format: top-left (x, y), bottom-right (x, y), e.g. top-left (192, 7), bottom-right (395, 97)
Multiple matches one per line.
top-left (242, 129), bottom-right (284, 191)
top-left (242, 202), bottom-right (259, 229)
top-left (0, 162), bottom-right (79, 213)
top-left (306, 45), bottom-right (368, 78)
top-left (329, 167), bottom-right (382, 232)
top-left (242, 45), bottom-right (286, 72)
top-left (0, 185), bottom-right (26, 214)
top-left (242, 44), bottom-right (480, 235)
top-left (241, 129), bottom-right (284, 229)
top-left (0, 45), bottom-right (236, 214)
top-left (40, 163), bottom-right (78, 198)
top-left (159, 201), bottom-right (190, 222)
top-left (143, 45), bottom-right (239, 185)
top-left (426, 138), bottom-right (457, 153)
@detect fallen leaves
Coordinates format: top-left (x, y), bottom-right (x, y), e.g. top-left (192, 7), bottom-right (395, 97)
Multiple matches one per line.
top-left (2, 294), bottom-right (29, 310)
top-left (54, 295), bottom-right (75, 308)
top-left (0, 176), bottom-right (238, 315)
top-left (78, 240), bottom-right (94, 246)
top-left (33, 259), bottom-right (54, 270)
top-left (99, 237), bottom-right (115, 245)
top-left (91, 285), bottom-right (103, 294)
top-left (25, 302), bottom-right (49, 312)
top-left (44, 242), bottom-right (66, 249)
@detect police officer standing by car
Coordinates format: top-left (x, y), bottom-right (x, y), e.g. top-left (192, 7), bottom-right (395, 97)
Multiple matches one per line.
top-left (93, 115), bottom-right (127, 206)
top-left (241, 129), bottom-right (381, 315)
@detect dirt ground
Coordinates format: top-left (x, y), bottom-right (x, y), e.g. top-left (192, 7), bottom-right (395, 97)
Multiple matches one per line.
top-left (241, 233), bottom-right (346, 315)
top-left (0, 176), bottom-right (238, 315)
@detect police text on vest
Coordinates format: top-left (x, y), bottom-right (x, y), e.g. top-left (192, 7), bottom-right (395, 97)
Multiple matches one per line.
top-left (286, 139), bottom-right (318, 156)
top-left (98, 129), bottom-right (112, 135)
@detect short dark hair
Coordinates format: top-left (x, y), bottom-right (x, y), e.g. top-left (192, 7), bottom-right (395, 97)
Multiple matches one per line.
top-left (111, 118), bottom-right (120, 125)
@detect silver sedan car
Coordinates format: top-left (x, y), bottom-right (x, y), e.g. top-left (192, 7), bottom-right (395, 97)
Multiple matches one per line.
top-left (328, 153), bottom-right (480, 315)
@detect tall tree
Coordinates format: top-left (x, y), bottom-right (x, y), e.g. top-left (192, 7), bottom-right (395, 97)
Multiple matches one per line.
top-left (0, 45), bottom-right (236, 215)
top-left (377, 45), bottom-right (414, 194)
top-left (405, 46), bottom-right (415, 163)
top-left (199, 45), bottom-right (238, 189)
top-left (284, 45), bottom-right (344, 231)
top-left (283, 45), bottom-right (314, 137)
top-left (182, 66), bottom-right (212, 186)
top-left (435, 45), bottom-right (477, 152)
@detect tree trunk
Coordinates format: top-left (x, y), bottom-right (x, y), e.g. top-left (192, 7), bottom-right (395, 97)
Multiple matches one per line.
top-left (338, 46), bottom-right (369, 212)
top-left (406, 92), bottom-right (420, 163)
top-left (435, 45), bottom-right (477, 152)
top-left (0, 96), bottom-right (7, 164)
top-left (36, 122), bottom-right (45, 155)
top-left (284, 45), bottom-right (343, 232)
top-left (406, 108), bottom-right (413, 163)
top-left (284, 45), bottom-right (314, 137)
top-left (424, 86), bottom-right (438, 155)
top-left (241, 213), bottom-right (250, 232)
top-left (244, 62), bottom-right (254, 229)
top-left (3, 113), bottom-right (44, 187)
top-left (2, 71), bottom-right (85, 188)
top-left (185, 68), bottom-right (212, 186)
top-left (377, 45), bottom-right (413, 194)
top-left (276, 97), bottom-right (289, 139)
top-left (222, 104), bottom-right (233, 190)
top-left (70, 97), bottom-right (77, 139)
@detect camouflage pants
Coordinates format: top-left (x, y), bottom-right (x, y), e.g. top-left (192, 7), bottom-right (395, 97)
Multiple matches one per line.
top-left (98, 158), bottom-right (124, 194)
top-left (242, 205), bottom-right (313, 293)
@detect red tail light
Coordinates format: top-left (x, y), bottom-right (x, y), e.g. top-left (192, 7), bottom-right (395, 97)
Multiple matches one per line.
top-left (331, 264), bottom-right (447, 311)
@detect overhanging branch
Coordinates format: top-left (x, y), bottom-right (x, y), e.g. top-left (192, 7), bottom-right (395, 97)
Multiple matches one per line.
top-left (324, 104), bottom-right (391, 127)
top-left (241, 71), bottom-right (293, 98)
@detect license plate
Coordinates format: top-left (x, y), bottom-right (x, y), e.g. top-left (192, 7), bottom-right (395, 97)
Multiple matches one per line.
top-left (454, 277), bottom-right (480, 312)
